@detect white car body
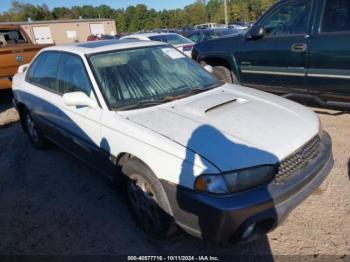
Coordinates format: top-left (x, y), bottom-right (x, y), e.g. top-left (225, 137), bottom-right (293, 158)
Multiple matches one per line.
top-left (12, 40), bottom-right (333, 242)
top-left (120, 33), bottom-right (194, 57)
top-left (12, 40), bottom-right (320, 188)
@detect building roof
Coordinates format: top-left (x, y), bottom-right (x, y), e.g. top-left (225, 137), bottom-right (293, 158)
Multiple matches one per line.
top-left (42, 39), bottom-right (167, 55)
top-left (0, 18), bottom-right (114, 26)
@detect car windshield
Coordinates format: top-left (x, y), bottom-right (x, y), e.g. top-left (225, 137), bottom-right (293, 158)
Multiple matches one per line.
top-left (149, 34), bottom-right (192, 45)
top-left (89, 46), bottom-right (219, 110)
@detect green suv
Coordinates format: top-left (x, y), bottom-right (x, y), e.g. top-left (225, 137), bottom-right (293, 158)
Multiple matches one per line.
top-left (192, 0), bottom-right (350, 109)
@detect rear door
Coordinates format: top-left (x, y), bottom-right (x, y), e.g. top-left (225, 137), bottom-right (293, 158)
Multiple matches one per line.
top-left (236, 0), bottom-right (312, 92)
top-left (306, 0), bottom-right (350, 97)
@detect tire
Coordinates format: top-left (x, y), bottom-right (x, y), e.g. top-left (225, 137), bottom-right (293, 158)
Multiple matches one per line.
top-left (22, 108), bottom-right (49, 149)
top-left (122, 158), bottom-right (175, 237)
top-left (212, 66), bottom-right (238, 84)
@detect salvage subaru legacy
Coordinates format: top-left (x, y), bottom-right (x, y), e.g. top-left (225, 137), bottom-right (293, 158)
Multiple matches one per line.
top-left (12, 40), bottom-right (333, 242)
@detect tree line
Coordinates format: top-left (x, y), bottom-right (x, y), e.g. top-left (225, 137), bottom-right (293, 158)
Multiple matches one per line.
top-left (0, 0), bottom-right (277, 33)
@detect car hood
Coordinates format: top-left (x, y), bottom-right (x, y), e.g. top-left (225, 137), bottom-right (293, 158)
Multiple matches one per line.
top-left (121, 84), bottom-right (319, 172)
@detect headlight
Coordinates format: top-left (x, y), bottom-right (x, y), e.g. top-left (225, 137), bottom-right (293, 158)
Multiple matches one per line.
top-left (194, 165), bottom-right (276, 194)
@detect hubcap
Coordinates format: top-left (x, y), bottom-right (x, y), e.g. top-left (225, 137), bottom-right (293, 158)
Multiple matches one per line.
top-left (26, 113), bottom-right (39, 143)
top-left (127, 174), bottom-right (161, 231)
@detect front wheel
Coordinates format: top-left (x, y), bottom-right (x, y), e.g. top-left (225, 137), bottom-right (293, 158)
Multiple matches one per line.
top-left (122, 158), bottom-right (175, 237)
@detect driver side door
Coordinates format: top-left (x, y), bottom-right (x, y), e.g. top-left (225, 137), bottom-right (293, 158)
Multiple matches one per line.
top-left (236, 0), bottom-right (312, 93)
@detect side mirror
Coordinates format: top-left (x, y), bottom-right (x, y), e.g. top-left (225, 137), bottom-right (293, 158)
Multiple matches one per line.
top-left (63, 92), bottom-right (98, 109)
top-left (203, 64), bottom-right (213, 73)
top-left (247, 26), bottom-right (264, 40)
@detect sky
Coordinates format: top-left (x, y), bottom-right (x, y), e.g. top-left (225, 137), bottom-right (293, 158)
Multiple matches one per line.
top-left (0, 0), bottom-right (196, 13)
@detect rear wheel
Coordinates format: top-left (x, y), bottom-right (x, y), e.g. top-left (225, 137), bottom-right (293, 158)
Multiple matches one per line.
top-left (23, 108), bottom-right (49, 149)
top-left (122, 158), bottom-right (175, 237)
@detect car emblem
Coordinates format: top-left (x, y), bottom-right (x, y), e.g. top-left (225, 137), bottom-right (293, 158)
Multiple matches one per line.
top-left (16, 55), bottom-right (24, 64)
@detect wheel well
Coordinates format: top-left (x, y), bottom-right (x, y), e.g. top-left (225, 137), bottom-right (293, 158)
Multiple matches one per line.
top-left (116, 152), bottom-right (133, 167)
top-left (201, 57), bottom-right (232, 71)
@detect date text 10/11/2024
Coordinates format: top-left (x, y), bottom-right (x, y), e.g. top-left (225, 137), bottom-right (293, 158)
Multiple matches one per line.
top-left (127, 256), bottom-right (220, 261)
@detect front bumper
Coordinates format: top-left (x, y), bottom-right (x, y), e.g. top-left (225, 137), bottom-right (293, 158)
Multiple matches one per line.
top-left (161, 132), bottom-right (333, 242)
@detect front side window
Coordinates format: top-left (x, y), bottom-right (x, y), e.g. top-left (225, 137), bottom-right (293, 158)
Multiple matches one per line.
top-left (57, 53), bottom-right (93, 96)
top-left (149, 34), bottom-right (193, 45)
top-left (322, 0), bottom-right (350, 33)
top-left (89, 46), bottom-right (218, 110)
top-left (260, 0), bottom-right (311, 37)
top-left (27, 52), bottom-right (61, 93)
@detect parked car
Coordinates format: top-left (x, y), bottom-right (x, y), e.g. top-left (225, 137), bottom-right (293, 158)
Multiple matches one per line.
top-left (12, 40), bottom-right (333, 242)
top-left (194, 23), bottom-right (226, 29)
top-left (186, 28), bottom-right (242, 44)
top-left (0, 25), bottom-right (50, 90)
top-left (192, 0), bottom-right (350, 110)
top-left (121, 33), bottom-right (194, 57)
top-left (229, 22), bottom-right (254, 30)
top-left (87, 34), bottom-right (117, 41)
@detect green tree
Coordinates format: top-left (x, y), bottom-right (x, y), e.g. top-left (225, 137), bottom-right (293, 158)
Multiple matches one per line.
top-left (0, 0), bottom-right (278, 31)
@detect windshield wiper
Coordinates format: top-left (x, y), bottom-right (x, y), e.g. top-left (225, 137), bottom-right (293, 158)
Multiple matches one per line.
top-left (116, 99), bottom-right (169, 111)
top-left (185, 81), bottom-right (224, 96)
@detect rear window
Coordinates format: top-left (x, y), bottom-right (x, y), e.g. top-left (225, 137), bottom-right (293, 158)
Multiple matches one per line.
top-left (149, 34), bottom-right (192, 45)
top-left (0, 30), bottom-right (27, 46)
top-left (322, 0), bottom-right (350, 33)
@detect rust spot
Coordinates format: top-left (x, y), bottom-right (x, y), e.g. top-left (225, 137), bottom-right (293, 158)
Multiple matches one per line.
top-left (313, 187), bottom-right (326, 195)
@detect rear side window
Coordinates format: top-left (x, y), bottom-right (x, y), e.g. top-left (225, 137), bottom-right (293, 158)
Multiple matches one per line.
top-left (57, 53), bottom-right (93, 96)
top-left (322, 0), bottom-right (350, 33)
top-left (27, 52), bottom-right (61, 93)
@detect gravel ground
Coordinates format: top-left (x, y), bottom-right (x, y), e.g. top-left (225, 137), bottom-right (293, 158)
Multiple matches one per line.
top-left (0, 90), bottom-right (349, 258)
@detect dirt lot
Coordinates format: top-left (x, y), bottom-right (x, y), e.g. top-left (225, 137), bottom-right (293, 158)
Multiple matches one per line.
top-left (0, 90), bottom-right (349, 258)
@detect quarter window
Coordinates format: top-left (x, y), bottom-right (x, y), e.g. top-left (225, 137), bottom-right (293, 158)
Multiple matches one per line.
top-left (322, 0), bottom-right (350, 33)
top-left (27, 52), bottom-right (61, 93)
top-left (57, 53), bottom-right (93, 96)
top-left (260, 0), bottom-right (311, 37)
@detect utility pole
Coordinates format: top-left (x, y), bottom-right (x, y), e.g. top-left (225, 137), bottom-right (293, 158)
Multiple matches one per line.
top-left (224, 0), bottom-right (228, 26)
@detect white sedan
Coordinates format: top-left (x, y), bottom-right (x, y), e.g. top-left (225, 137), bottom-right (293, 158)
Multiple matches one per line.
top-left (12, 40), bottom-right (333, 242)
top-left (121, 33), bottom-right (194, 57)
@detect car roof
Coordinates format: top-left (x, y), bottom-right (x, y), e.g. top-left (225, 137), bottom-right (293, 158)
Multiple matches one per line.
top-left (125, 32), bottom-right (181, 39)
top-left (189, 28), bottom-right (236, 34)
top-left (42, 39), bottom-right (166, 55)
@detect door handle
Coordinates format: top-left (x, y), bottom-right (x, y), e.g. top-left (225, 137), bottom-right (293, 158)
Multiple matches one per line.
top-left (291, 43), bottom-right (307, 53)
